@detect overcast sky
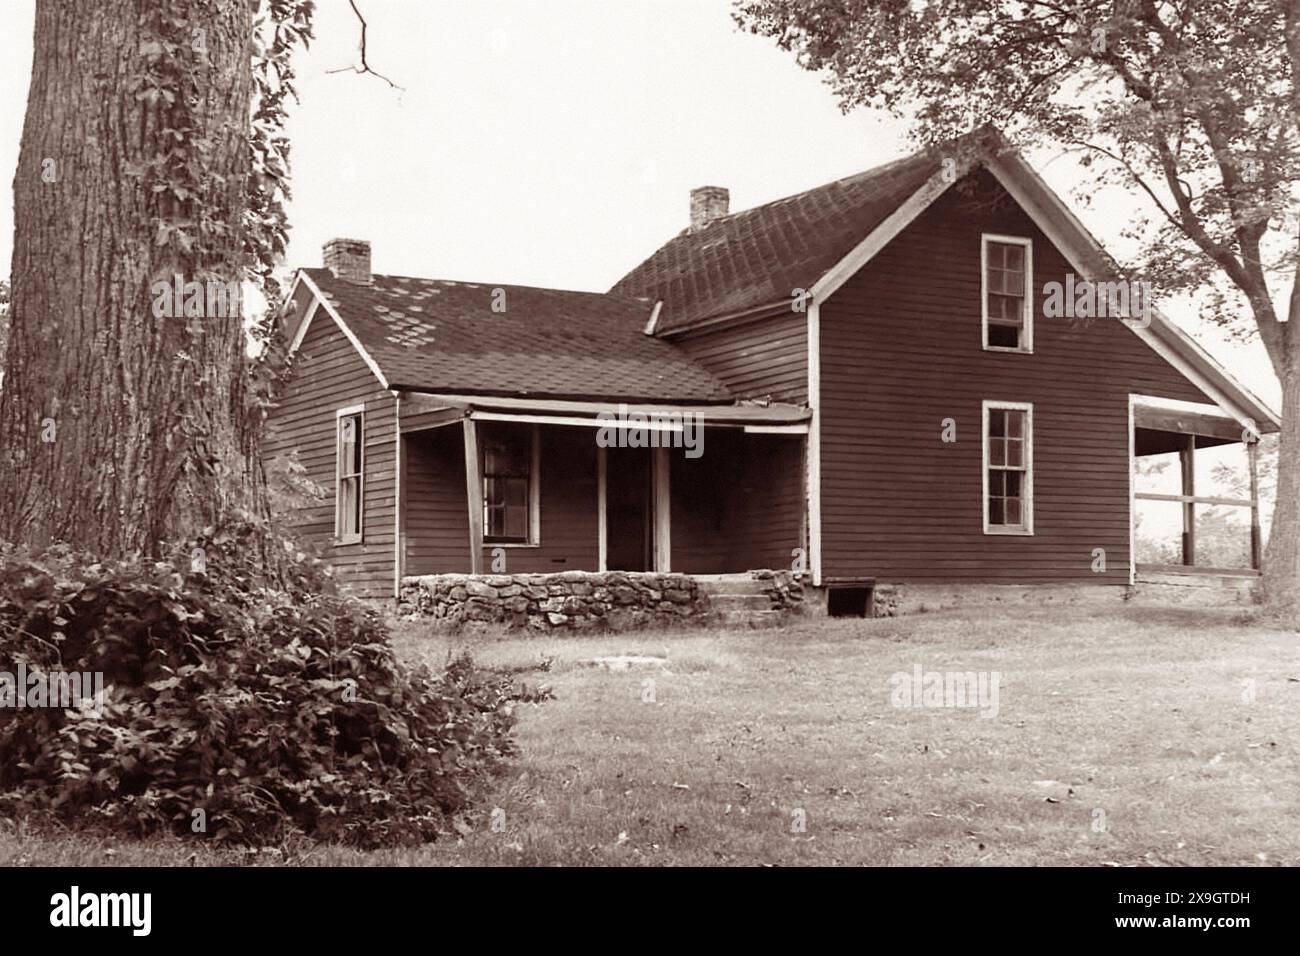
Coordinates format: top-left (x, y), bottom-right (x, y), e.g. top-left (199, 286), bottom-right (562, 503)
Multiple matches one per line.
top-left (0, 0), bottom-right (1279, 404)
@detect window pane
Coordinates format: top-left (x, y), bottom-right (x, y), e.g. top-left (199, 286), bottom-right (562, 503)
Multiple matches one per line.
top-left (1004, 470), bottom-right (1023, 497)
top-left (990, 439), bottom-right (1006, 466)
top-left (989, 410), bottom-right (1006, 438)
top-left (482, 425), bottom-right (533, 542)
top-left (340, 476), bottom-right (359, 534)
top-left (989, 497), bottom-right (1005, 525)
top-left (1005, 498), bottom-right (1022, 525)
top-left (1006, 411), bottom-right (1024, 438)
top-left (1005, 439), bottom-right (1022, 468)
top-left (339, 415), bottom-right (361, 476)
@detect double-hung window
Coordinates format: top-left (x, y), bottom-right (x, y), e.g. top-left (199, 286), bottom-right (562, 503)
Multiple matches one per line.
top-left (336, 406), bottom-right (364, 542)
top-left (482, 424), bottom-right (539, 545)
top-left (982, 235), bottom-right (1033, 352)
top-left (983, 401), bottom-right (1033, 534)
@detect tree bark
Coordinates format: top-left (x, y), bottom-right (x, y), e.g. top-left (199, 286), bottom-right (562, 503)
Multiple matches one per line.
top-left (0, 0), bottom-right (261, 556)
top-left (1264, 358), bottom-right (1300, 609)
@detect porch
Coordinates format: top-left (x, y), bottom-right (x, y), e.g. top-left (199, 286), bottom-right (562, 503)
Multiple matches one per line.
top-left (1131, 394), bottom-right (1264, 587)
top-left (394, 393), bottom-right (810, 583)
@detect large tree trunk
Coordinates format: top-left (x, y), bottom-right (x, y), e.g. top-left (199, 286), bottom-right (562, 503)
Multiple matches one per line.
top-left (1264, 358), bottom-right (1300, 610)
top-left (0, 0), bottom-right (261, 556)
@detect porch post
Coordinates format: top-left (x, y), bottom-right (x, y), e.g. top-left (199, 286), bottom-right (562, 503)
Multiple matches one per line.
top-left (1180, 434), bottom-right (1195, 566)
top-left (597, 445), bottom-right (608, 572)
top-left (1248, 437), bottom-right (1262, 571)
top-left (652, 445), bottom-right (671, 572)
top-left (463, 417), bottom-right (484, 574)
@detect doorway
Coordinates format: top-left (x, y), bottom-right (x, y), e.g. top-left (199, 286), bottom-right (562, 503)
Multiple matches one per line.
top-left (604, 447), bottom-right (653, 571)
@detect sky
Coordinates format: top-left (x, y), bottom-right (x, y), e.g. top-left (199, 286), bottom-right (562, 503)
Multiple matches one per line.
top-left (0, 0), bottom-right (1280, 409)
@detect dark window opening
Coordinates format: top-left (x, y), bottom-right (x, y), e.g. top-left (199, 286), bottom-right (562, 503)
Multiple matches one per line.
top-left (828, 586), bottom-right (871, 618)
top-left (986, 322), bottom-right (1021, 349)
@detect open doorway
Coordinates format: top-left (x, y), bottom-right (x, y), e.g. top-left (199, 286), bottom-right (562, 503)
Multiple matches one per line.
top-left (604, 447), bottom-right (653, 571)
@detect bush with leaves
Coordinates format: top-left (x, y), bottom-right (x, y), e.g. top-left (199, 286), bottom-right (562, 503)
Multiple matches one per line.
top-left (0, 524), bottom-right (529, 847)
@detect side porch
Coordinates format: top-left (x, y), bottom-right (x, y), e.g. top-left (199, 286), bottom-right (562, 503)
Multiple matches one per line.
top-left (1130, 394), bottom-right (1265, 597)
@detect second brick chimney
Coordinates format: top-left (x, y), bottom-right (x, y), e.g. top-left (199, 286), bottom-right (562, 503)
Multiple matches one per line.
top-left (689, 186), bottom-right (729, 231)
top-left (323, 238), bottom-right (372, 284)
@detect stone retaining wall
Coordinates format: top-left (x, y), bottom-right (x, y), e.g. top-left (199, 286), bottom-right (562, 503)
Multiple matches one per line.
top-left (399, 571), bottom-right (710, 630)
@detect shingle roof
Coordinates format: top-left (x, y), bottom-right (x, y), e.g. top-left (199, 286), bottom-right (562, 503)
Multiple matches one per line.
top-left (611, 148), bottom-right (940, 333)
top-left (300, 268), bottom-right (732, 403)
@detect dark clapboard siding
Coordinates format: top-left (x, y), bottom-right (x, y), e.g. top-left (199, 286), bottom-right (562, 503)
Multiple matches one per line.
top-left (819, 169), bottom-right (1211, 585)
top-left (670, 308), bottom-right (808, 403)
top-left (672, 430), bottom-right (805, 573)
top-left (404, 424), bottom-right (599, 574)
top-left (263, 289), bottom-right (396, 600)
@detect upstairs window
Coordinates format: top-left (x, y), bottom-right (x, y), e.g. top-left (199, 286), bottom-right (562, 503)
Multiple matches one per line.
top-left (983, 402), bottom-right (1033, 534)
top-left (482, 424), bottom-right (538, 545)
top-left (982, 235), bottom-right (1033, 352)
top-left (336, 407), bottom-right (364, 541)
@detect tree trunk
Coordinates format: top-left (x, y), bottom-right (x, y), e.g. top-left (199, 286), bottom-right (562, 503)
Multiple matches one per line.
top-left (1263, 358), bottom-right (1300, 610)
top-left (0, 0), bottom-right (262, 556)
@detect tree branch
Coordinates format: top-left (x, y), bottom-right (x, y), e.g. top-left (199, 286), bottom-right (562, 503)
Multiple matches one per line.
top-left (327, 0), bottom-right (403, 90)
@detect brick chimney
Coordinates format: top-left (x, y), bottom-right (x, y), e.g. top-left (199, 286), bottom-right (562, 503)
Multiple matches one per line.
top-left (323, 238), bottom-right (372, 284)
top-left (689, 186), bottom-right (729, 231)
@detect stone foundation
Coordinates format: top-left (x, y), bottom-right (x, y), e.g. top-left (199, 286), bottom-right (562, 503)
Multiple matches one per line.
top-left (868, 581), bottom-right (1124, 616)
top-left (749, 569), bottom-right (806, 611)
top-left (399, 571), bottom-right (710, 630)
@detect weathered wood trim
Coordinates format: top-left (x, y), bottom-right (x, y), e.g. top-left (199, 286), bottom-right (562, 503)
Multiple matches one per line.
top-left (1136, 492), bottom-right (1252, 508)
top-left (807, 302), bottom-right (823, 586)
top-left (980, 232), bottom-right (1034, 354)
top-left (653, 446), bottom-right (671, 572)
top-left (1128, 393), bottom-right (1137, 586)
top-left (981, 400), bottom-right (1035, 536)
top-left (1180, 435), bottom-right (1196, 566)
top-left (597, 445), bottom-right (608, 572)
top-left (643, 300), bottom-right (663, 335)
top-left (335, 403), bottom-right (365, 544)
top-left (293, 271), bottom-right (390, 390)
top-left (462, 418), bottom-right (484, 574)
top-left (393, 391), bottom-right (404, 599)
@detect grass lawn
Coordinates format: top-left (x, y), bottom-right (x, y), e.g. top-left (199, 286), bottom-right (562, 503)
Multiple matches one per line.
top-left (3, 604), bottom-right (1297, 866)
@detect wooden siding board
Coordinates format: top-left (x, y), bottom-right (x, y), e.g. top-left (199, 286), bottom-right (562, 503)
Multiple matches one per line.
top-left (404, 425), bottom-right (600, 574)
top-left (671, 430), bottom-right (804, 573)
top-left (819, 171), bottom-right (1211, 585)
top-left (264, 299), bottom-right (395, 600)
top-left (670, 311), bottom-right (809, 404)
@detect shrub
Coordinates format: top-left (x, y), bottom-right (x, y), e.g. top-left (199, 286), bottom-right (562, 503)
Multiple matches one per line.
top-left (0, 524), bottom-right (527, 847)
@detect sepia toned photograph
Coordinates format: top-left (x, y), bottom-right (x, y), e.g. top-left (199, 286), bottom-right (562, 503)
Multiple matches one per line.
top-left (0, 0), bottom-right (1294, 936)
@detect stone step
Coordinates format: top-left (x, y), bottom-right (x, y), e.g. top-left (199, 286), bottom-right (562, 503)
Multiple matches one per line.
top-left (697, 579), bottom-right (770, 597)
top-left (707, 593), bottom-right (772, 611)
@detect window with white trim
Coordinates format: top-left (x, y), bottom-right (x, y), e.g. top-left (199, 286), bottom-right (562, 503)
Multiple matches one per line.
top-left (982, 235), bottom-right (1033, 352)
top-left (482, 424), bottom-right (538, 545)
top-left (336, 408), bottom-right (364, 541)
top-left (983, 402), bottom-right (1033, 534)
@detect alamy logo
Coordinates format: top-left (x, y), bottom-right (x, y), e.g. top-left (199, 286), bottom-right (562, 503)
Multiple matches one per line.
top-left (889, 663), bottom-right (1001, 718)
top-left (0, 664), bottom-right (104, 712)
top-left (151, 273), bottom-right (242, 319)
top-left (49, 886), bottom-right (151, 936)
top-left (1042, 275), bottom-right (1152, 328)
top-left (595, 403), bottom-right (704, 458)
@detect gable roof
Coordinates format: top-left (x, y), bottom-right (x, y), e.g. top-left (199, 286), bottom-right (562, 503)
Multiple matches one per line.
top-left (613, 134), bottom-right (1279, 432)
top-left (611, 149), bottom-right (940, 333)
top-left (292, 267), bottom-right (731, 404)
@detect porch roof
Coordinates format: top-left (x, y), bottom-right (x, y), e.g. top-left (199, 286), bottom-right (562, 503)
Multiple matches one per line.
top-left (399, 392), bottom-right (810, 433)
